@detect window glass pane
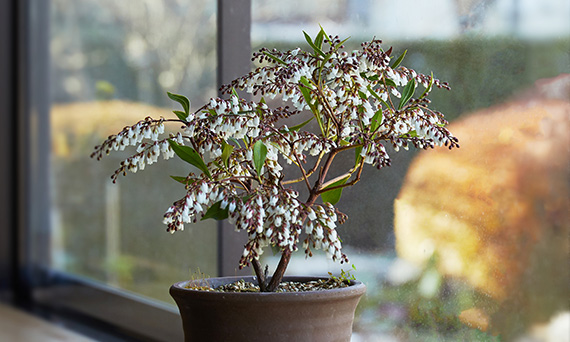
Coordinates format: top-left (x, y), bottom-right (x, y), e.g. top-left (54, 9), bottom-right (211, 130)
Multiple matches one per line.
top-left (49, 0), bottom-right (217, 303)
top-left (252, 0), bottom-right (569, 340)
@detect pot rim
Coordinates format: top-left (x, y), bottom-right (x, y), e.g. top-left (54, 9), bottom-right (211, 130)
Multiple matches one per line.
top-left (170, 275), bottom-right (366, 301)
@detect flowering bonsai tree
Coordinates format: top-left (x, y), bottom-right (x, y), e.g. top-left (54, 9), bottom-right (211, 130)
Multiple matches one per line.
top-left (92, 28), bottom-right (459, 292)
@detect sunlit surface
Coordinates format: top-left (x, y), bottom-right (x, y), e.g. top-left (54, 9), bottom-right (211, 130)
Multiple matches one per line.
top-left (0, 303), bottom-right (95, 342)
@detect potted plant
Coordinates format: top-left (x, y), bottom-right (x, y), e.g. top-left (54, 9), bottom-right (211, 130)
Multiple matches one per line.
top-left (92, 27), bottom-right (459, 341)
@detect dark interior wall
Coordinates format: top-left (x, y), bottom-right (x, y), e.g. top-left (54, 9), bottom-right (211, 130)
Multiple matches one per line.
top-left (0, 0), bottom-right (16, 303)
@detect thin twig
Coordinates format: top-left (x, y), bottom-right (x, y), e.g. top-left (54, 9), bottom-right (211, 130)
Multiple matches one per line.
top-left (282, 151), bottom-right (324, 185)
top-left (317, 158), bottom-right (365, 194)
top-left (293, 153), bottom-right (312, 192)
top-left (320, 170), bottom-right (354, 190)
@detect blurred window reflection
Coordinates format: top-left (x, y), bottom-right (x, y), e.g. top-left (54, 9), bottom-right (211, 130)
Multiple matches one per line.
top-left (49, 0), bottom-right (217, 304)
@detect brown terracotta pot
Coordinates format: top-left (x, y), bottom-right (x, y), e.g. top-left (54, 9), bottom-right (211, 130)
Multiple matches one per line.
top-left (170, 275), bottom-right (366, 342)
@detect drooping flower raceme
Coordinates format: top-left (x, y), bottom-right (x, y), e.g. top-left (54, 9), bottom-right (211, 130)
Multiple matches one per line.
top-left (92, 29), bottom-right (459, 286)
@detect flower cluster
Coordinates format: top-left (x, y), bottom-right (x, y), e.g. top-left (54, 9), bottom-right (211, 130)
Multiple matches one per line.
top-left (160, 178), bottom-right (348, 266)
top-left (93, 28), bottom-right (458, 291)
top-left (222, 37), bottom-right (459, 172)
top-left (91, 117), bottom-right (185, 181)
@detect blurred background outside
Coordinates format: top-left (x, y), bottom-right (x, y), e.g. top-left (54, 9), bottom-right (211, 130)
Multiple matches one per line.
top-left (48, 0), bottom-right (569, 340)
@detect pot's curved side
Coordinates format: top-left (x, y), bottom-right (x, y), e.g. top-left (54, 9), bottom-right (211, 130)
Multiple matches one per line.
top-left (170, 276), bottom-right (366, 342)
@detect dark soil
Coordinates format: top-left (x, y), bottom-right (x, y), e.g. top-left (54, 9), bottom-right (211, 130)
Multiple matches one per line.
top-left (187, 278), bottom-right (351, 293)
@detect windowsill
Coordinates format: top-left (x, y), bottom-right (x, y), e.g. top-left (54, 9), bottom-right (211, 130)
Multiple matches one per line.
top-left (0, 303), bottom-right (94, 342)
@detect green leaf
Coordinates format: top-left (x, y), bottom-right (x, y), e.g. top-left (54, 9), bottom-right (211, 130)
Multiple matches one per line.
top-left (354, 145), bottom-right (363, 167)
top-left (221, 141), bottom-right (234, 168)
top-left (367, 85), bottom-right (391, 109)
top-left (334, 36), bottom-right (350, 50)
top-left (173, 110), bottom-right (188, 122)
top-left (371, 110), bottom-right (383, 131)
top-left (195, 108), bottom-right (216, 119)
top-left (299, 77), bottom-right (324, 133)
top-left (390, 49), bottom-right (407, 69)
top-left (303, 31), bottom-right (325, 57)
top-left (168, 140), bottom-right (211, 178)
top-left (262, 51), bottom-right (287, 65)
top-left (170, 175), bottom-right (195, 185)
top-left (253, 140), bottom-right (267, 177)
top-left (241, 194), bottom-right (255, 203)
top-left (363, 73), bottom-right (380, 81)
top-left (398, 79), bottom-right (416, 110)
top-left (314, 29), bottom-right (324, 49)
top-left (167, 92), bottom-right (191, 117)
top-left (201, 201), bottom-right (229, 221)
top-left (299, 78), bottom-right (314, 109)
top-left (299, 75), bottom-right (313, 88)
top-left (420, 72), bottom-right (435, 98)
top-left (367, 85), bottom-right (382, 101)
top-left (321, 175), bottom-right (350, 205)
top-left (384, 78), bottom-right (397, 88)
top-left (299, 85), bottom-right (313, 108)
top-left (286, 117), bottom-right (313, 132)
top-left (303, 31), bottom-right (314, 45)
top-left (228, 137), bottom-right (242, 148)
top-left (317, 25), bottom-right (336, 65)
